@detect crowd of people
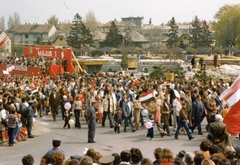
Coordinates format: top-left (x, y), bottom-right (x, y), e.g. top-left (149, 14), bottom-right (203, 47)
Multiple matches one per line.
top-left (0, 55), bottom-right (239, 164)
top-left (20, 142), bottom-right (240, 165)
top-left (0, 56), bottom-right (66, 75)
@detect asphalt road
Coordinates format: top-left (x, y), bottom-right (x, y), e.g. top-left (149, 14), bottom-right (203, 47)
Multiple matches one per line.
top-left (0, 114), bottom-right (239, 165)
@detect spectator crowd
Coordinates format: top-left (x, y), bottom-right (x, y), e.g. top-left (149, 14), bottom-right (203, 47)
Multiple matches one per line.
top-left (0, 55), bottom-right (239, 165)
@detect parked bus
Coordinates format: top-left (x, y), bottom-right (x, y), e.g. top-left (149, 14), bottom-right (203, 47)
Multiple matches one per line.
top-left (127, 55), bottom-right (138, 70)
top-left (138, 59), bottom-right (184, 73)
top-left (73, 56), bottom-right (184, 74)
top-left (110, 54), bottom-right (138, 70)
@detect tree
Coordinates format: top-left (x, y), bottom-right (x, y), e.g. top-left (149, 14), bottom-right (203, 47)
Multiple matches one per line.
top-left (103, 21), bottom-right (123, 48)
top-left (190, 16), bottom-right (202, 48)
top-left (171, 64), bottom-right (186, 81)
top-left (67, 13), bottom-right (93, 50)
top-left (213, 4), bottom-right (240, 47)
top-left (47, 15), bottom-right (59, 29)
top-left (150, 62), bottom-right (185, 80)
top-left (123, 27), bottom-right (133, 47)
top-left (149, 64), bottom-right (166, 79)
top-left (121, 52), bottom-right (128, 70)
top-left (178, 39), bottom-right (186, 49)
top-left (201, 20), bottom-right (212, 47)
top-left (0, 16), bottom-right (5, 31)
top-left (80, 23), bottom-right (94, 47)
top-left (8, 12), bottom-right (20, 29)
top-left (194, 69), bottom-right (211, 82)
top-left (36, 36), bottom-right (41, 45)
top-left (84, 10), bottom-right (98, 32)
top-left (149, 18), bottom-right (152, 25)
top-left (166, 17), bottom-right (178, 48)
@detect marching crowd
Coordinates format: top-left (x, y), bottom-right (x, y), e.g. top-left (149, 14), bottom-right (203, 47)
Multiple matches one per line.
top-left (0, 61), bottom-right (239, 165)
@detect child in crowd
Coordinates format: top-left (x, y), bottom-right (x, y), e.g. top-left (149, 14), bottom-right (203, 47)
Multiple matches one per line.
top-left (15, 113), bottom-right (23, 142)
top-left (44, 97), bottom-right (50, 115)
top-left (6, 109), bottom-right (18, 146)
top-left (113, 108), bottom-right (122, 133)
top-left (63, 106), bottom-right (73, 129)
top-left (96, 97), bottom-right (103, 124)
top-left (146, 114), bottom-right (154, 140)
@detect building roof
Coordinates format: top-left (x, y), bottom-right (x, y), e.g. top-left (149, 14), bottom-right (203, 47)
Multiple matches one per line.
top-left (130, 30), bottom-right (147, 42)
top-left (103, 19), bottom-right (137, 27)
top-left (161, 31), bottom-right (189, 42)
top-left (92, 30), bottom-right (106, 41)
top-left (8, 24), bottom-right (55, 33)
top-left (119, 30), bottom-right (148, 42)
top-left (42, 29), bottom-right (69, 43)
top-left (224, 47), bottom-right (240, 53)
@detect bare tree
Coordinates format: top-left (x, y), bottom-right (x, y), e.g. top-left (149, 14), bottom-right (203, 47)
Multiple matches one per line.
top-left (84, 10), bottom-right (98, 32)
top-left (48, 15), bottom-right (59, 29)
top-left (0, 16), bottom-right (5, 31)
top-left (8, 12), bottom-right (20, 29)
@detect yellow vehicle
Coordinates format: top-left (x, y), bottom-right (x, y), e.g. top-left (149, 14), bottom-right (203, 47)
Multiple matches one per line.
top-left (127, 55), bottom-right (138, 70)
top-left (110, 54), bottom-right (138, 70)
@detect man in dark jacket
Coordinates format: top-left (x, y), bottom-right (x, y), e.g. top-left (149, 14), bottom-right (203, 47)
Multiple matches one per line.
top-left (26, 100), bottom-right (35, 138)
top-left (49, 88), bottom-right (61, 121)
top-left (87, 101), bottom-right (97, 143)
top-left (190, 94), bottom-right (206, 135)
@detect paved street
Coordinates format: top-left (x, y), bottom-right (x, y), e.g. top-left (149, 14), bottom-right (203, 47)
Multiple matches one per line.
top-left (0, 114), bottom-right (239, 165)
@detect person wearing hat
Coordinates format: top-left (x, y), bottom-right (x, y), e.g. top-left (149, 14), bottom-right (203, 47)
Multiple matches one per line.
top-left (99, 155), bottom-right (115, 165)
top-left (176, 150), bottom-right (186, 164)
top-left (207, 114), bottom-right (233, 152)
top-left (46, 138), bottom-right (65, 159)
top-left (86, 100), bottom-right (97, 143)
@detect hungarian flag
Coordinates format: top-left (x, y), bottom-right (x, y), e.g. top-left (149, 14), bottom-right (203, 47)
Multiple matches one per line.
top-left (221, 75), bottom-right (240, 135)
top-left (31, 88), bottom-right (39, 95)
top-left (140, 90), bottom-right (155, 106)
top-left (223, 99), bottom-right (240, 135)
top-left (220, 75), bottom-right (240, 107)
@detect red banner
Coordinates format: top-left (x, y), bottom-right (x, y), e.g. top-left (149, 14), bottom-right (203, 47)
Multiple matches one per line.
top-left (24, 46), bottom-right (75, 73)
top-left (0, 64), bottom-right (43, 77)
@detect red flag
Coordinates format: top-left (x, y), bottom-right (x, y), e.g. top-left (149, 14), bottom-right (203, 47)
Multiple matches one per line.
top-left (223, 100), bottom-right (240, 135)
top-left (220, 75), bottom-right (240, 107)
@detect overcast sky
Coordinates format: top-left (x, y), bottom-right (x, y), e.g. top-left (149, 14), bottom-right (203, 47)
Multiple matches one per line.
top-left (0, 0), bottom-right (239, 25)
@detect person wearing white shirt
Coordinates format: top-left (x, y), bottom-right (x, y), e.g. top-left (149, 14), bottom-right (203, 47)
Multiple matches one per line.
top-left (109, 90), bottom-right (117, 114)
top-left (173, 97), bottom-right (182, 131)
top-left (0, 101), bottom-right (7, 142)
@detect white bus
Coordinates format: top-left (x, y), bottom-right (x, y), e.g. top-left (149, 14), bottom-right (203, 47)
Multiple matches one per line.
top-left (138, 59), bottom-right (184, 73)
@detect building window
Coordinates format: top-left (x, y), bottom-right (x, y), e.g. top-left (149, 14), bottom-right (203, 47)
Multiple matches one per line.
top-left (25, 41), bottom-right (28, 44)
top-left (25, 34), bottom-right (28, 38)
top-left (60, 37), bottom-right (63, 41)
